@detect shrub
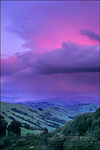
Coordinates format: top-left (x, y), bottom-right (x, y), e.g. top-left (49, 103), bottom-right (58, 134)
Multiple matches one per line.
top-left (43, 127), bottom-right (48, 135)
top-left (48, 133), bottom-right (65, 150)
top-left (63, 136), bottom-right (100, 150)
top-left (8, 120), bottom-right (21, 135)
top-left (38, 108), bottom-right (43, 111)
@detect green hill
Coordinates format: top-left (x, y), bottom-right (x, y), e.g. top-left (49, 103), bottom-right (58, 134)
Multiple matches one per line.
top-left (1, 102), bottom-right (78, 135)
top-left (0, 108), bottom-right (100, 150)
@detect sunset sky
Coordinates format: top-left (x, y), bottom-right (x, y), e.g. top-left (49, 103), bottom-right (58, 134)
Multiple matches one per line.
top-left (1, 1), bottom-right (100, 103)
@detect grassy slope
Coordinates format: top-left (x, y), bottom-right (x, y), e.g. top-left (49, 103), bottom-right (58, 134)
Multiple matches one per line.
top-left (21, 128), bottom-right (38, 136)
top-left (1, 102), bottom-right (77, 135)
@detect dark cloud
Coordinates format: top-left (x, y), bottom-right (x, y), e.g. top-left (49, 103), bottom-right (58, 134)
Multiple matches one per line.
top-left (1, 42), bottom-right (100, 77)
top-left (35, 42), bottom-right (99, 74)
top-left (79, 29), bottom-right (100, 42)
top-left (36, 67), bottom-right (100, 75)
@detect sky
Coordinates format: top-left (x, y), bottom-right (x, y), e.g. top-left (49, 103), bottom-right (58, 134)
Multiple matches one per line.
top-left (1, 1), bottom-right (100, 104)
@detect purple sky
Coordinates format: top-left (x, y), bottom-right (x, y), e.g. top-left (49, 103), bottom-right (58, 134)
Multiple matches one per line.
top-left (1, 1), bottom-right (100, 104)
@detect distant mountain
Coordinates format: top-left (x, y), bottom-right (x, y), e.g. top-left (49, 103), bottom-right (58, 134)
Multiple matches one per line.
top-left (19, 101), bottom-right (54, 109)
top-left (64, 103), bottom-right (99, 113)
top-left (19, 100), bottom-right (99, 114)
top-left (19, 95), bottom-right (99, 106)
top-left (34, 96), bottom-right (99, 105)
top-left (69, 96), bottom-right (99, 105)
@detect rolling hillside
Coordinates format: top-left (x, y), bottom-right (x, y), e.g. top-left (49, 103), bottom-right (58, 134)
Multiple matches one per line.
top-left (1, 102), bottom-right (77, 134)
top-left (19, 100), bottom-right (99, 113)
top-left (1, 101), bottom-right (99, 136)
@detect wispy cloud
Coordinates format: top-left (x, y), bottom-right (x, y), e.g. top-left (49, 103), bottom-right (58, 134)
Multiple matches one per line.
top-left (80, 29), bottom-right (100, 42)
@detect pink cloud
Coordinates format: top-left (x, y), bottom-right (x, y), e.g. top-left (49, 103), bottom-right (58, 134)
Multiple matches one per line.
top-left (3, 1), bottom-right (99, 55)
top-left (1, 42), bottom-right (99, 77)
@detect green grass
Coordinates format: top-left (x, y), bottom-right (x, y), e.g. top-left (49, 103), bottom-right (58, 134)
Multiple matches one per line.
top-left (21, 128), bottom-right (40, 136)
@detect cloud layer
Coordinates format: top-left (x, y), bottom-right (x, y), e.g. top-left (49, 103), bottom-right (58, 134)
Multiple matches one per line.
top-left (1, 42), bottom-right (99, 77)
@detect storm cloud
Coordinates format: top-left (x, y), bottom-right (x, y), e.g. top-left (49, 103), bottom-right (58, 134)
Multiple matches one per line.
top-left (1, 42), bottom-right (99, 77)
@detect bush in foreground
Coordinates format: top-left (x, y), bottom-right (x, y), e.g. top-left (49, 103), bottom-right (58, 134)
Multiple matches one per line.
top-left (63, 136), bottom-right (100, 150)
top-left (8, 120), bottom-right (21, 136)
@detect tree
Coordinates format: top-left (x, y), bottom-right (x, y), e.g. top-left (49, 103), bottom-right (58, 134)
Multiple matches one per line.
top-left (48, 134), bottom-right (66, 150)
top-left (8, 120), bottom-right (21, 135)
top-left (38, 108), bottom-right (43, 111)
top-left (0, 115), bottom-right (8, 137)
top-left (17, 121), bottom-right (22, 127)
top-left (43, 127), bottom-right (48, 135)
